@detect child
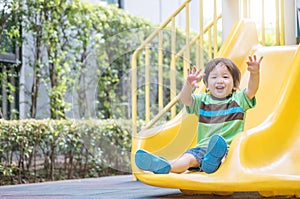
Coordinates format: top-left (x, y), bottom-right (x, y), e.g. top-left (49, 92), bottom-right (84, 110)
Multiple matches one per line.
top-left (135, 55), bottom-right (263, 174)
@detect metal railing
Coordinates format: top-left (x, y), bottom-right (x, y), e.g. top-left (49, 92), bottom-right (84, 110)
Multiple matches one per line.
top-left (131, 0), bottom-right (286, 134)
top-left (131, 0), bottom-right (222, 134)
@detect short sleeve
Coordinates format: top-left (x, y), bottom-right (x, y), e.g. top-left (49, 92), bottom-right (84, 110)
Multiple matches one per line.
top-left (185, 93), bottom-right (204, 115)
top-left (234, 89), bottom-right (256, 111)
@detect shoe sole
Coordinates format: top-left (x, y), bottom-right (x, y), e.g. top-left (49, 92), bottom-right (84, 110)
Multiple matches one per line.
top-left (135, 149), bottom-right (170, 174)
top-left (202, 135), bottom-right (228, 174)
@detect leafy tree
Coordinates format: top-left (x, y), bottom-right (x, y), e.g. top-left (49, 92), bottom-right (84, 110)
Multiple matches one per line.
top-left (0, 0), bottom-right (22, 119)
top-left (21, 0), bottom-right (81, 119)
top-left (92, 5), bottom-right (152, 119)
top-left (0, 0), bottom-right (19, 46)
top-left (62, 3), bottom-right (153, 119)
top-left (1, 0), bottom-right (183, 120)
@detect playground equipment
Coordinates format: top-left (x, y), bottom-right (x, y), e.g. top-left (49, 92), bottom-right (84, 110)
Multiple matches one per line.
top-left (131, 19), bottom-right (300, 197)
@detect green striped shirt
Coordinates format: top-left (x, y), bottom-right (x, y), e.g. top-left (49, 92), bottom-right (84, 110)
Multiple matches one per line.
top-left (186, 89), bottom-right (256, 147)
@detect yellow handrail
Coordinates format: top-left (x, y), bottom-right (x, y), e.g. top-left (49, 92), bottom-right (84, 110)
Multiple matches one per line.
top-left (142, 15), bottom-right (222, 131)
top-left (131, 0), bottom-right (192, 134)
top-left (279, 0), bottom-right (285, 45)
top-left (132, 18), bottom-right (223, 133)
top-left (131, 0), bottom-right (286, 134)
top-left (131, 0), bottom-right (191, 57)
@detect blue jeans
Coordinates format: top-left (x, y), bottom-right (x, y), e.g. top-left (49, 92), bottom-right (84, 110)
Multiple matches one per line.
top-left (184, 147), bottom-right (207, 171)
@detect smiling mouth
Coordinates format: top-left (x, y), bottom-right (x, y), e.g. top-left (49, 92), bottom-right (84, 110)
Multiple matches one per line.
top-left (215, 86), bottom-right (225, 91)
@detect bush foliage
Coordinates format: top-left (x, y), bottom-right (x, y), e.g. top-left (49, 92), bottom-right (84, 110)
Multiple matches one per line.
top-left (0, 119), bottom-right (132, 185)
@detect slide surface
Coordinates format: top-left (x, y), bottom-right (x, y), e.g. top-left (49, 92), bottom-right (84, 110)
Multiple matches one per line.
top-left (131, 20), bottom-right (300, 197)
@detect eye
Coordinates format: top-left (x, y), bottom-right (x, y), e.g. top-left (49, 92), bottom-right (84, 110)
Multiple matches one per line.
top-left (222, 73), bottom-right (230, 78)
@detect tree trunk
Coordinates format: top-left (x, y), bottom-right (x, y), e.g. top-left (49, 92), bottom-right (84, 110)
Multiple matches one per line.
top-left (30, 21), bottom-right (42, 118)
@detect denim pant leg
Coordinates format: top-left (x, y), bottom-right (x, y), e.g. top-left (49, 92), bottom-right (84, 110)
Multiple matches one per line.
top-left (184, 147), bottom-right (207, 171)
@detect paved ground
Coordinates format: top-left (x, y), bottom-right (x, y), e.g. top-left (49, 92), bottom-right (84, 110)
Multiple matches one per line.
top-left (0, 175), bottom-right (292, 199)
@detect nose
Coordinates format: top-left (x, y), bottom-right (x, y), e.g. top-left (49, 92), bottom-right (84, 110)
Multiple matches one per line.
top-left (216, 77), bottom-right (224, 83)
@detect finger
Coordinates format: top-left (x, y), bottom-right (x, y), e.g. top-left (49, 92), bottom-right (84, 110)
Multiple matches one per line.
top-left (258, 56), bottom-right (263, 64)
top-left (192, 66), bottom-right (197, 74)
top-left (253, 55), bottom-right (257, 61)
top-left (248, 56), bottom-right (253, 62)
top-left (187, 68), bottom-right (190, 75)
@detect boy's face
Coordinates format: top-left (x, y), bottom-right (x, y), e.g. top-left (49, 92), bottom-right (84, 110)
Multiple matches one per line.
top-left (206, 63), bottom-right (234, 99)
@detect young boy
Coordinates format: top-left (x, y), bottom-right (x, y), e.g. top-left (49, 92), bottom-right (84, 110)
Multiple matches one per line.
top-left (135, 55), bottom-right (263, 174)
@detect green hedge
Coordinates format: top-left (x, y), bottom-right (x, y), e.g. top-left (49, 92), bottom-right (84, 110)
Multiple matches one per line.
top-left (0, 119), bottom-right (132, 185)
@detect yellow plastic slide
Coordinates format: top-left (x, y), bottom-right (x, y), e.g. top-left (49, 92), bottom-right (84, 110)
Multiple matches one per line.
top-left (131, 19), bottom-right (300, 197)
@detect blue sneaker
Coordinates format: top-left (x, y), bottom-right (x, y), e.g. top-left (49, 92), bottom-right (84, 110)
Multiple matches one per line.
top-left (135, 149), bottom-right (171, 174)
top-left (201, 135), bottom-right (228, 174)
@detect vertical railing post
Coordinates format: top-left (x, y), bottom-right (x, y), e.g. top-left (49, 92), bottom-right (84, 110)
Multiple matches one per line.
top-left (279, 0), bottom-right (285, 45)
top-left (158, 31), bottom-right (164, 112)
top-left (183, 2), bottom-right (190, 78)
top-left (241, 0), bottom-right (250, 18)
top-left (170, 17), bottom-right (177, 118)
top-left (145, 45), bottom-right (150, 123)
top-left (261, 0), bottom-right (265, 45)
top-left (198, 0), bottom-right (204, 69)
top-left (131, 51), bottom-right (138, 134)
top-left (184, 2), bottom-right (190, 76)
top-left (208, 29), bottom-right (212, 58)
top-left (275, 0), bottom-right (280, 45)
top-left (213, 0), bottom-right (218, 57)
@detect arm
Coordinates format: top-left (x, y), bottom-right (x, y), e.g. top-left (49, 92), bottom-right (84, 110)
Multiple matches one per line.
top-left (179, 66), bottom-right (204, 106)
top-left (179, 81), bottom-right (194, 106)
top-left (245, 55), bottom-right (263, 99)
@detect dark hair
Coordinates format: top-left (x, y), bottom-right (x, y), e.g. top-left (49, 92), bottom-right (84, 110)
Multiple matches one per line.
top-left (203, 58), bottom-right (241, 89)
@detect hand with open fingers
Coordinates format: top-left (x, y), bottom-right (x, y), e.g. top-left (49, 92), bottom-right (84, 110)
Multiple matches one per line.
top-left (186, 66), bottom-right (204, 88)
top-left (246, 55), bottom-right (263, 74)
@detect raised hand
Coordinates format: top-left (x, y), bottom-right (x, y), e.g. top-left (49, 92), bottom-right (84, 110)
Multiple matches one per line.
top-left (186, 66), bottom-right (204, 88)
top-left (246, 55), bottom-right (263, 74)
